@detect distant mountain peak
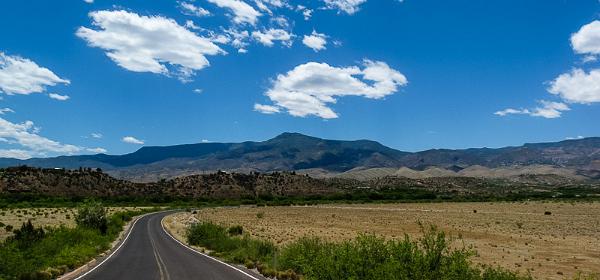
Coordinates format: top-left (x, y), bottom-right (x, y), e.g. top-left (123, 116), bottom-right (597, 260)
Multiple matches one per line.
top-left (268, 132), bottom-right (321, 143)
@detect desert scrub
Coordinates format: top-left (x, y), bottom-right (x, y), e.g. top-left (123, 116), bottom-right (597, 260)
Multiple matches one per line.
top-left (277, 226), bottom-right (528, 280)
top-left (186, 222), bottom-right (528, 280)
top-left (0, 204), bottom-right (159, 280)
top-left (187, 222), bottom-right (276, 265)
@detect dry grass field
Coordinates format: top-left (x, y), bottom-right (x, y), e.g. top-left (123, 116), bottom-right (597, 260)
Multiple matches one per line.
top-left (166, 202), bottom-right (600, 280)
top-left (0, 207), bottom-right (150, 241)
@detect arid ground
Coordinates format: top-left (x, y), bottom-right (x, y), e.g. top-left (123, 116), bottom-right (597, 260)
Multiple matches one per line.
top-left (165, 202), bottom-right (600, 280)
top-left (0, 207), bottom-right (150, 241)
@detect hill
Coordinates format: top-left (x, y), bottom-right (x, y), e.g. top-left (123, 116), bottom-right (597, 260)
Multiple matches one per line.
top-left (0, 133), bottom-right (599, 182)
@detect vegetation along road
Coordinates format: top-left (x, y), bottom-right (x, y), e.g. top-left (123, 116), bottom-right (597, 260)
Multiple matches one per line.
top-left (79, 211), bottom-right (264, 280)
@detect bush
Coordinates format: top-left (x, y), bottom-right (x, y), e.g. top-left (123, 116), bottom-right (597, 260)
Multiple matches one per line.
top-left (228, 225), bottom-right (243, 236)
top-left (277, 226), bottom-right (529, 280)
top-left (187, 222), bottom-right (276, 265)
top-left (0, 207), bottom-right (155, 280)
top-left (11, 220), bottom-right (45, 247)
top-left (75, 200), bottom-right (108, 234)
top-left (185, 222), bottom-right (529, 280)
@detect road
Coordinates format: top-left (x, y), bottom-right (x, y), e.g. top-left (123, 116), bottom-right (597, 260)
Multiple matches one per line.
top-left (78, 211), bottom-right (264, 280)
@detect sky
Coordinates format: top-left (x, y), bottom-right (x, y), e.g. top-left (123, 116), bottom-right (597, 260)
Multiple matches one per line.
top-left (0, 0), bottom-right (600, 159)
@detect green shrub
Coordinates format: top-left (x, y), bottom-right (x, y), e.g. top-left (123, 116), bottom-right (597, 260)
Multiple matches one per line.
top-left (0, 207), bottom-right (155, 280)
top-left (11, 220), bottom-right (45, 248)
top-left (227, 225), bottom-right (243, 236)
top-left (185, 221), bottom-right (529, 280)
top-left (75, 200), bottom-right (108, 234)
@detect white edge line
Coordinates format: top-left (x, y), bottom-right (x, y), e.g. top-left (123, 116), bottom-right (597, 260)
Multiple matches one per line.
top-left (73, 212), bottom-right (155, 280)
top-left (160, 215), bottom-right (261, 280)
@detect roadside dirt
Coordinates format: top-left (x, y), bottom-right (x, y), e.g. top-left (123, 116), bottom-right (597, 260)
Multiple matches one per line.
top-left (168, 202), bottom-right (600, 280)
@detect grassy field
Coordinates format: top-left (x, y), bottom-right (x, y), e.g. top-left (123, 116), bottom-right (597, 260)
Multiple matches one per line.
top-left (165, 201), bottom-right (600, 280)
top-left (0, 207), bottom-right (151, 241)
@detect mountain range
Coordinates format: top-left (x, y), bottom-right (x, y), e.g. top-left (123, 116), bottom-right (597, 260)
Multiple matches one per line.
top-left (1, 132), bottom-right (599, 182)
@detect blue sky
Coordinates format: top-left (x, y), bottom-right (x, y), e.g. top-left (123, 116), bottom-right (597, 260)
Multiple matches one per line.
top-left (0, 0), bottom-right (599, 158)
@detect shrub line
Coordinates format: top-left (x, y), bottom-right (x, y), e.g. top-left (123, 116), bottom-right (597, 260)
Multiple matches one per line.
top-left (160, 215), bottom-right (262, 280)
top-left (58, 211), bottom-right (157, 280)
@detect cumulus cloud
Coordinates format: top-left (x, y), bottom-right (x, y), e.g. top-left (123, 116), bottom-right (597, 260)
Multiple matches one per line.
top-left (0, 117), bottom-right (82, 159)
top-left (302, 31), bottom-right (327, 52)
top-left (252, 28), bottom-right (293, 47)
top-left (547, 68), bottom-right (600, 104)
top-left (494, 101), bottom-right (570, 119)
top-left (76, 10), bottom-right (225, 82)
top-left (0, 52), bottom-right (70, 95)
top-left (179, 2), bottom-right (211, 17)
top-left (48, 93), bottom-right (70, 101)
top-left (496, 20), bottom-right (600, 119)
top-left (571, 20), bottom-right (600, 56)
top-left (122, 136), bottom-right (144, 144)
top-left (322, 0), bottom-right (367, 15)
top-left (83, 0), bottom-right (93, 3)
top-left (206, 0), bottom-right (261, 25)
top-left (257, 60), bottom-right (407, 118)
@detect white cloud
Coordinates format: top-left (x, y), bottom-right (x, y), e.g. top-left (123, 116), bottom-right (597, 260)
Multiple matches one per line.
top-left (0, 117), bottom-right (82, 158)
top-left (302, 31), bottom-right (327, 52)
top-left (494, 101), bottom-right (570, 119)
top-left (201, 139), bottom-right (211, 143)
top-left (252, 28), bottom-right (293, 47)
top-left (84, 0), bottom-right (94, 3)
top-left (322, 0), bottom-right (367, 15)
top-left (122, 136), bottom-right (144, 145)
top-left (302, 9), bottom-right (313, 20)
top-left (0, 108), bottom-right (14, 115)
top-left (254, 103), bottom-right (280, 114)
top-left (87, 147), bottom-right (107, 153)
top-left (296, 5), bottom-right (313, 20)
top-left (0, 149), bottom-right (33, 160)
top-left (0, 52), bottom-right (70, 95)
top-left (179, 2), bottom-right (211, 17)
top-left (582, 55), bottom-right (597, 63)
top-left (76, 10), bottom-right (225, 82)
top-left (222, 28), bottom-right (250, 50)
top-left (206, 0), bottom-right (261, 25)
top-left (185, 20), bottom-right (201, 30)
top-left (91, 132), bottom-right (103, 139)
top-left (566, 135), bottom-right (585, 140)
top-left (255, 1), bottom-right (273, 15)
top-left (548, 68), bottom-right (600, 104)
top-left (48, 93), bottom-right (70, 101)
top-left (571, 20), bottom-right (600, 55)
top-left (193, 88), bottom-right (203, 94)
top-left (258, 59), bottom-right (407, 118)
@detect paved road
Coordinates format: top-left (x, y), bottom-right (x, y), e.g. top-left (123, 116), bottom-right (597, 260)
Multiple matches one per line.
top-left (80, 212), bottom-right (263, 280)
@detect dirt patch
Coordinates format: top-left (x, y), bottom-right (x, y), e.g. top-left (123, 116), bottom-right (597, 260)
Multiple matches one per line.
top-left (169, 202), bottom-right (600, 280)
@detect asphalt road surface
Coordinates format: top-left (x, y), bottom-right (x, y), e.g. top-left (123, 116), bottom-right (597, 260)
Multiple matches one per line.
top-left (79, 211), bottom-right (264, 280)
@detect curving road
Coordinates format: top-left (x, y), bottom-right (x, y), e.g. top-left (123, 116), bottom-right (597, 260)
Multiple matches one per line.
top-left (78, 211), bottom-right (264, 280)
